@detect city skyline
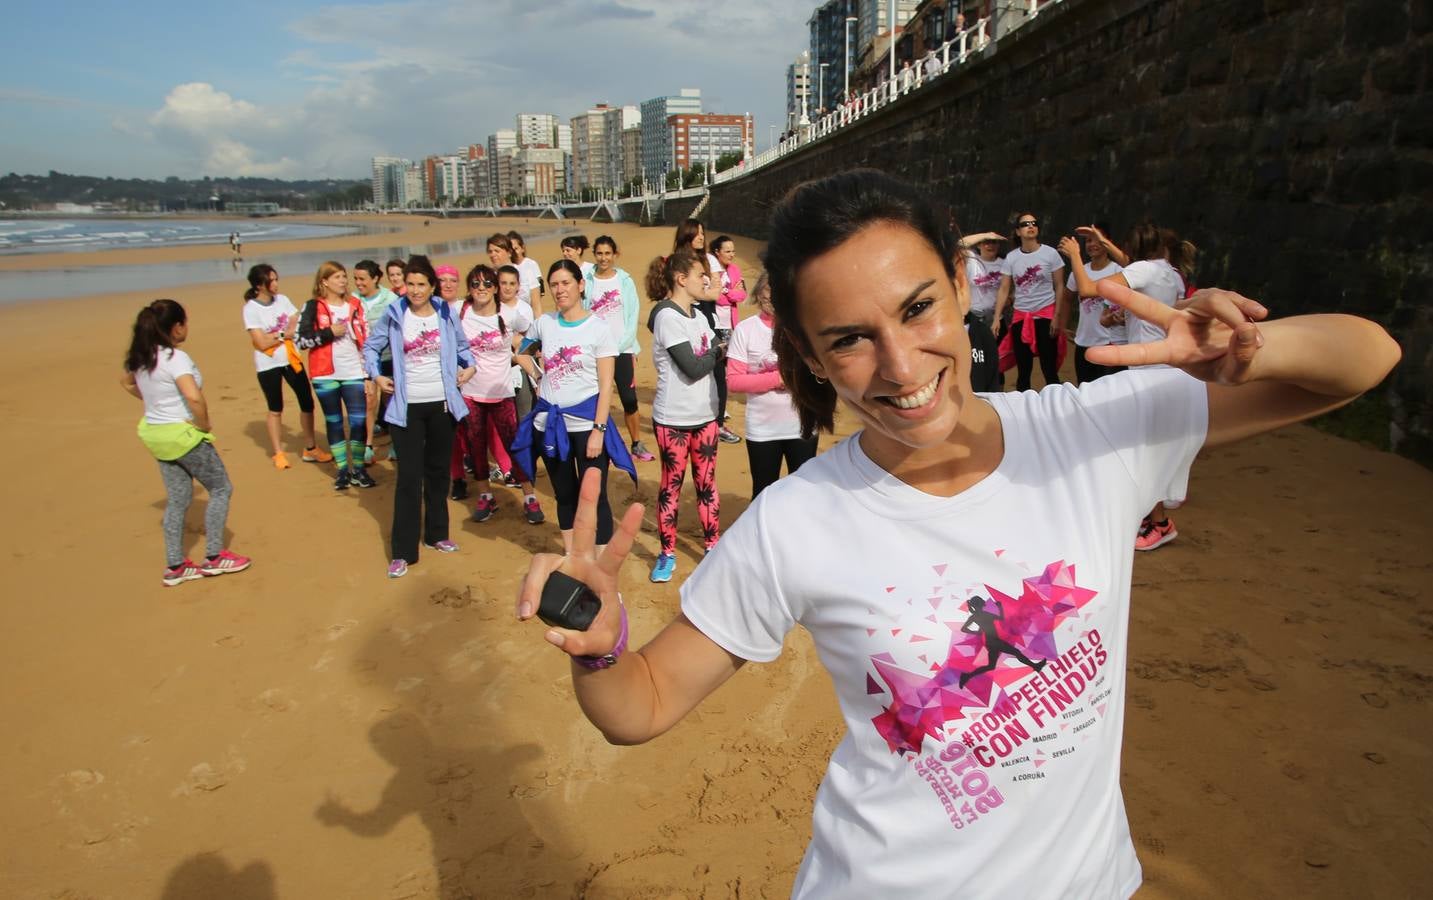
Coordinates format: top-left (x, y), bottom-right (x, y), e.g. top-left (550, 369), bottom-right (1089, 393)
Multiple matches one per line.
top-left (2, 0), bottom-right (811, 181)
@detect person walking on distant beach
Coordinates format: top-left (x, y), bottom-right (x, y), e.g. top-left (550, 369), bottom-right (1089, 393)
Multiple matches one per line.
top-left (644, 248), bottom-right (722, 583)
top-left (241, 264), bottom-right (326, 469)
top-left (297, 261), bottom-right (375, 491)
top-left (121, 299), bottom-right (251, 586)
top-left (514, 169), bottom-right (1401, 899)
top-left (583, 235), bottom-right (653, 462)
top-left (363, 255), bottom-right (477, 579)
top-left (726, 272), bottom-right (818, 498)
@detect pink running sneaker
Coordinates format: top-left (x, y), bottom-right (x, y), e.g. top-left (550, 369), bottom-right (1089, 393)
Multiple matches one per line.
top-left (1134, 518), bottom-right (1178, 552)
top-left (630, 440), bottom-right (656, 462)
top-left (523, 496), bottom-right (545, 525)
top-left (387, 559), bottom-right (408, 579)
top-left (200, 550), bottom-right (253, 576)
top-left (424, 540), bottom-right (460, 553)
top-left (162, 560), bottom-right (205, 587)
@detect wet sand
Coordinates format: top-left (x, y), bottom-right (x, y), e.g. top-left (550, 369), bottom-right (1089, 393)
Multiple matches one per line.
top-left (0, 217), bottom-right (1428, 898)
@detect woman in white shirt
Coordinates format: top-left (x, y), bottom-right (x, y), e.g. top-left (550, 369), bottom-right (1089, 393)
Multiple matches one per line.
top-left (1057, 222), bottom-right (1126, 384)
top-left (994, 212), bottom-right (1068, 390)
top-left (726, 272), bottom-right (818, 497)
top-left (241, 264), bottom-right (324, 469)
top-left (514, 170), bottom-right (1400, 899)
top-left (509, 231), bottom-right (546, 316)
top-left (121, 299), bottom-right (251, 586)
top-left (296, 261), bottom-right (374, 491)
top-left (644, 248), bottom-right (723, 584)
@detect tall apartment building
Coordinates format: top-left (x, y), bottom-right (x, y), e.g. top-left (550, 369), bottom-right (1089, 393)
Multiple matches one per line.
top-left (600, 105), bottom-right (639, 192)
top-left (512, 146), bottom-right (567, 201)
top-left (620, 125), bottom-right (642, 187)
top-left (570, 104), bottom-right (610, 192)
top-left (668, 113), bottom-right (753, 174)
top-left (464, 144), bottom-right (488, 205)
top-left (434, 155), bottom-right (470, 202)
top-left (786, 51), bottom-right (812, 130)
top-left (516, 113), bottom-right (559, 148)
top-left (487, 129), bottom-right (517, 203)
top-left (371, 155), bottom-right (405, 207)
top-left (808, 0), bottom-right (857, 112)
top-left (400, 163), bottom-right (424, 208)
top-left (640, 89), bottom-right (701, 187)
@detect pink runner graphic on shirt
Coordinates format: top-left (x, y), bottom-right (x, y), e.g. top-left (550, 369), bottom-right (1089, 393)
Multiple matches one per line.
top-left (467, 327), bottom-right (506, 355)
top-left (543, 344), bottom-right (584, 391)
top-left (266, 312), bottom-right (291, 335)
top-left (404, 326), bottom-right (440, 359)
top-left (1014, 265), bottom-right (1045, 289)
top-left (590, 288), bottom-right (621, 319)
top-left (865, 559), bottom-right (1111, 833)
top-left (971, 270), bottom-right (1001, 291)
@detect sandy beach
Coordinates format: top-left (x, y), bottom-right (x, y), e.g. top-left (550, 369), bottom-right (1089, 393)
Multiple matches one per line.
top-left (0, 214), bottom-right (1429, 898)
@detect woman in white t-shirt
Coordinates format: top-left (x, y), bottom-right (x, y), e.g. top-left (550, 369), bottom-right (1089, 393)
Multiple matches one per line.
top-left (241, 264), bottom-right (324, 469)
top-left (510, 260), bottom-right (637, 556)
top-left (994, 212), bottom-right (1068, 390)
top-left (453, 263), bottom-right (544, 526)
top-left (1057, 224), bottom-right (1126, 385)
top-left (509, 231), bottom-right (546, 317)
top-left (957, 232), bottom-right (1006, 332)
top-left (560, 234), bottom-right (596, 286)
top-left (121, 299), bottom-right (251, 586)
top-left (584, 235), bottom-right (653, 461)
top-left (726, 271), bottom-right (818, 498)
top-left (297, 261), bottom-right (373, 491)
top-left (363, 255), bottom-right (478, 579)
top-left (643, 248), bottom-right (723, 584)
top-left (498, 264), bottom-right (538, 424)
top-left (1068, 221), bottom-right (1199, 551)
top-left (672, 219), bottom-right (736, 442)
top-left (515, 170), bottom-right (1401, 899)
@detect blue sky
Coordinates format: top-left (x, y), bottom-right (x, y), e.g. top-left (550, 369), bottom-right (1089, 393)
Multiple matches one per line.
top-left (3, 0), bottom-right (811, 179)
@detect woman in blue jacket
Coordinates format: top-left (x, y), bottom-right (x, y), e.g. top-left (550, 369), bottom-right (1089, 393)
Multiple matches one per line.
top-left (363, 254), bottom-right (476, 578)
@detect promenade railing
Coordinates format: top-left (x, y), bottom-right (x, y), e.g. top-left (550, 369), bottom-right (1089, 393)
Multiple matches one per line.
top-left (714, 1), bottom-right (1064, 187)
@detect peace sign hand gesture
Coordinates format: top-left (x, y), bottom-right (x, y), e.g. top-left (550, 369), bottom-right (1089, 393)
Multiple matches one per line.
top-left (1085, 281), bottom-right (1269, 386)
top-left (516, 468), bottom-right (645, 659)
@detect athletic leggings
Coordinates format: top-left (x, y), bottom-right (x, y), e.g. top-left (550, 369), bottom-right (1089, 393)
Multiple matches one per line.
top-left (454, 397), bottom-right (527, 483)
top-left (313, 378), bottom-right (367, 469)
top-left (540, 434), bottom-right (613, 544)
top-left (654, 421), bottom-right (721, 555)
top-left (389, 401), bottom-right (455, 563)
top-left (256, 365), bottom-right (314, 413)
top-left (1013, 317), bottom-right (1060, 391)
top-left (157, 441), bottom-right (232, 567)
top-left (613, 353), bottom-right (639, 415)
top-left (746, 436), bottom-right (819, 498)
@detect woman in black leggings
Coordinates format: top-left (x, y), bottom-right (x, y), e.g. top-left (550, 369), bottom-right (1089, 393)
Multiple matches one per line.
top-left (993, 212), bottom-right (1068, 391)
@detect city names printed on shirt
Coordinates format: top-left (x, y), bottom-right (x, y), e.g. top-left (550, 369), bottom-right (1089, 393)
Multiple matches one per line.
top-left (865, 557), bottom-right (1113, 834)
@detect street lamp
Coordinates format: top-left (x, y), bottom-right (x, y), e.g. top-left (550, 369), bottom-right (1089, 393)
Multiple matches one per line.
top-left (819, 62), bottom-right (829, 114)
top-left (845, 15), bottom-right (858, 99)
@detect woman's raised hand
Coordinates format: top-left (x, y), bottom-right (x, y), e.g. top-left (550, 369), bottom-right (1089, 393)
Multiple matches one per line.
top-left (516, 467), bottom-right (644, 659)
top-left (1086, 281), bottom-right (1269, 385)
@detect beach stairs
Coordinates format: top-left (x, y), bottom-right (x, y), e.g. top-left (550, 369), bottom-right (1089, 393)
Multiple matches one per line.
top-left (689, 191), bottom-right (711, 221)
top-left (640, 197), bottom-right (663, 227)
top-left (592, 201), bottom-right (623, 223)
top-left (536, 204), bottom-right (564, 220)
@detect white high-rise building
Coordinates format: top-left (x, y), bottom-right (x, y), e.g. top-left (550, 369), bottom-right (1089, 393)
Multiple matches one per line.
top-left (858, 0), bottom-right (920, 52)
top-left (786, 51), bottom-right (811, 131)
top-left (371, 156), bottom-right (405, 208)
top-left (434, 155), bottom-right (472, 202)
top-left (516, 113), bottom-right (559, 148)
top-left (570, 105), bottom-right (611, 192)
top-left (640, 88), bottom-right (701, 187)
top-left (399, 163), bottom-right (424, 208)
top-left (487, 129), bottom-right (517, 203)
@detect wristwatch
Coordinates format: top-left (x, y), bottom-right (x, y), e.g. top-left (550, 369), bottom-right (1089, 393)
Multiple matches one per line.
top-left (592, 421), bottom-right (607, 432)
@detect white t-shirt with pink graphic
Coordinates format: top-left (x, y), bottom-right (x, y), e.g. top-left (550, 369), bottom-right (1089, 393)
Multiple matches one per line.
top-left (652, 304), bottom-right (719, 428)
top-left (1000, 244), bottom-right (1064, 313)
top-left (965, 256), bottom-right (1003, 317)
top-left (1067, 260), bottom-right (1125, 347)
top-left (728, 315), bottom-right (800, 442)
top-left (401, 307), bottom-right (445, 404)
top-left (586, 273), bottom-right (627, 350)
top-left (458, 305), bottom-right (514, 402)
top-left (680, 367), bottom-right (1208, 900)
top-left (242, 294), bottom-right (298, 372)
top-left (324, 300), bottom-right (364, 381)
top-left (531, 313), bottom-right (616, 433)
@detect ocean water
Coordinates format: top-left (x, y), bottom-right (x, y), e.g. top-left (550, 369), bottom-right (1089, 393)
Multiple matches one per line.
top-left (0, 218), bottom-right (363, 255)
top-left (0, 227), bottom-right (574, 305)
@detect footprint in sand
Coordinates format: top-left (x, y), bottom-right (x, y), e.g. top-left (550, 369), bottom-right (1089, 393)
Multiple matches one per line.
top-left (174, 752), bottom-right (247, 796)
top-left (61, 769), bottom-right (105, 790)
top-left (325, 620), bottom-right (359, 641)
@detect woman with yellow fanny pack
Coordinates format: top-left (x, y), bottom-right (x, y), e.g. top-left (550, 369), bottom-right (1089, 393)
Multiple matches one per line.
top-left (121, 299), bottom-right (252, 587)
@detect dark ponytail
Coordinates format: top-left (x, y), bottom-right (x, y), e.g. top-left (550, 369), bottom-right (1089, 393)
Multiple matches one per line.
top-left (244, 263), bottom-right (276, 301)
top-left (124, 299), bottom-right (186, 374)
top-left (645, 248), bottom-right (701, 303)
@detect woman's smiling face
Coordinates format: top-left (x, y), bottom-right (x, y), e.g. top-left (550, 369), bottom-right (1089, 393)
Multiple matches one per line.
top-left (794, 221), bottom-right (974, 461)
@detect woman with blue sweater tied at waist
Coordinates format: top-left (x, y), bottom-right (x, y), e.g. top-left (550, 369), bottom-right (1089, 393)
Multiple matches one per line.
top-left (363, 254), bottom-right (477, 579)
top-left (512, 259), bottom-right (637, 555)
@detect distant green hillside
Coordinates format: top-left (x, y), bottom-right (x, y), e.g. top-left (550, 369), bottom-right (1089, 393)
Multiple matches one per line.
top-left (0, 171), bottom-right (369, 212)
